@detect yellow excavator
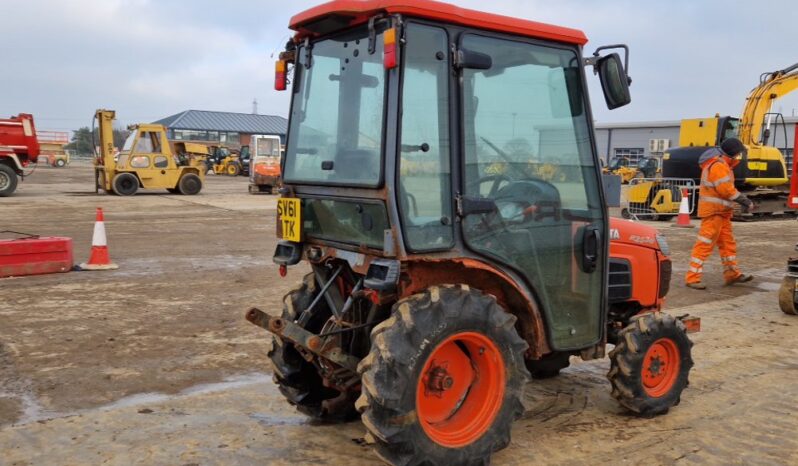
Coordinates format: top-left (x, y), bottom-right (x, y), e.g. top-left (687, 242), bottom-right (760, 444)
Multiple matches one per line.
top-left (663, 62), bottom-right (798, 216)
top-left (94, 109), bottom-right (207, 196)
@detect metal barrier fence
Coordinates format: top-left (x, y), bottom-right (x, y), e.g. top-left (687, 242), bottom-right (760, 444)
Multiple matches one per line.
top-left (622, 177), bottom-right (696, 221)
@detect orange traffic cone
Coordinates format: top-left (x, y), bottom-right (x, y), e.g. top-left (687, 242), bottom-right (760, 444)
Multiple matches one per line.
top-left (79, 208), bottom-right (118, 270)
top-left (672, 188), bottom-right (695, 228)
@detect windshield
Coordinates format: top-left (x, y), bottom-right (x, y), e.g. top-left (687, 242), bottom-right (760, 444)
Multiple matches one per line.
top-left (283, 26), bottom-right (386, 186)
top-left (121, 133), bottom-right (136, 153)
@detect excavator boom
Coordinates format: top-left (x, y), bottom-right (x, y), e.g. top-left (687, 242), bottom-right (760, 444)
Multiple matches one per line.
top-left (738, 62), bottom-right (798, 147)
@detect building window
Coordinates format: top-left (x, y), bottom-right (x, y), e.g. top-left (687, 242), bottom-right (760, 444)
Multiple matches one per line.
top-left (227, 132), bottom-right (240, 144)
top-left (613, 148), bottom-right (645, 165)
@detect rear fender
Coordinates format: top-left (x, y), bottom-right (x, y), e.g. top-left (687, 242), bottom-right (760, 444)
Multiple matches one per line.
top-left (401, 259), bottom-right (551, 357)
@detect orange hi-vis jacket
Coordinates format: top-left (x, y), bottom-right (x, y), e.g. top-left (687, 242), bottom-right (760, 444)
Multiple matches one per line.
top-left (697, 148), bottom-right (741, 218)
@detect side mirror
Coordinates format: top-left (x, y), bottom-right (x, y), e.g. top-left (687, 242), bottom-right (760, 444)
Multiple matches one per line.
top-left (597, 53), bottom-right (631, 109)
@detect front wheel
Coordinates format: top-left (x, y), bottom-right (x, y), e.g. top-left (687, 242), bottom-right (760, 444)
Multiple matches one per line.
top-left (779, 276), bottom-right (798, 315)
top-left (55, 159), bottom-right (66, 167)
top-left (178, 173), bottom-right (202, 195)
top-left (112, 173), bottom-right (139, 196)
top-left (608, 312), bottom-right (693, 416)
top-left (357, 285), bottom-right (528, 466)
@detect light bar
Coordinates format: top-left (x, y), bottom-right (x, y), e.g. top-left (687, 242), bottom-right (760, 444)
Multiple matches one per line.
top-left (275, 60), bottom-right (287, 91)
top-left (383, 27), bottom-right (397, 69)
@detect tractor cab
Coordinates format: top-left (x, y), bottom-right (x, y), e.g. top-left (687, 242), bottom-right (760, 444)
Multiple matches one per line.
top-left (255, 2), bottom-right (692, 465)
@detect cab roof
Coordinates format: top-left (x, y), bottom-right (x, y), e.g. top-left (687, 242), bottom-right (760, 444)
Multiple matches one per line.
top-left (289, 0), bottom-right (588, 45)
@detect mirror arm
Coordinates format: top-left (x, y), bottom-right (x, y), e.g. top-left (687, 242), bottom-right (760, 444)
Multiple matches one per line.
top-left (584, 44), bottom-right (631, 84)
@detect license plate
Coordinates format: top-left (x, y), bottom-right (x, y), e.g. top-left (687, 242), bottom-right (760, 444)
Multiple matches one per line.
top-left (277, 198), bottom-right (301, 242)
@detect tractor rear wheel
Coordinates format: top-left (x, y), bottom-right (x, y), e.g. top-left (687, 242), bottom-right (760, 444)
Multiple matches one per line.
top-left (178, 173), bottom-right (202, 195)
top-left (55, 158), bottom-right (66, 167)
top-left (357, 285), bottom-right (528, 466)
top-left (267, 273), bottom-right (359, 421)
top-left (608, 312), bottom-right (693, 417)
top-left (0, 164), bottom-right (18, 197)
top-left (112, 173), bottom-right (138, 196)
top-left (779, 277), bottom-right (798, 315)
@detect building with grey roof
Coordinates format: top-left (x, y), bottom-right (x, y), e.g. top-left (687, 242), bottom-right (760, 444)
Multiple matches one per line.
top-left (154, 110), bottom-right (287, 150)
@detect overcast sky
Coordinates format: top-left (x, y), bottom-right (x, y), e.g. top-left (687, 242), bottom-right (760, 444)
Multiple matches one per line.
top-left (3, 0), bottom-right (798, 133)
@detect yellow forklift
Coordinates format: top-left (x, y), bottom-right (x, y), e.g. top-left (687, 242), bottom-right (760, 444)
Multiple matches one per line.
top-left (94, 109), bottom-right (207, 195)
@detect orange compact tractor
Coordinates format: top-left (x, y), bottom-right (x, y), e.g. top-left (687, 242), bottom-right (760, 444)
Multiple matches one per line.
top-left (247, 2), bottom-right (697, 464)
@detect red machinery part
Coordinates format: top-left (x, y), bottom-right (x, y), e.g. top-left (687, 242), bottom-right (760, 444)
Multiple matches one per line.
top-left (0, 236), bottom-right (73, 278)
top-left (0, 114), bottom-right (40, 164)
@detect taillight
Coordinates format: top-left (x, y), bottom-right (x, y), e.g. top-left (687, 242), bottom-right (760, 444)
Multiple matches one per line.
top-left (383, 27), bottom-right (397, 69)
top-left (275, 60), bottom-right (287, 91)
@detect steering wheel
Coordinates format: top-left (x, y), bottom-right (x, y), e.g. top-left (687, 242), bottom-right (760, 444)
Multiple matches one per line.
top-left (467, 173), bottom-right (513, 198)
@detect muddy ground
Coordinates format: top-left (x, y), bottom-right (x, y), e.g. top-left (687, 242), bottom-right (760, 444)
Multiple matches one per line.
top-left (1, 163), bottom-right (797, 465)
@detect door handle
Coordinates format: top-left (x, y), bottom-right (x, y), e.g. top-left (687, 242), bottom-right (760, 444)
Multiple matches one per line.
top-left (580, 225), bottom-right (601, 273)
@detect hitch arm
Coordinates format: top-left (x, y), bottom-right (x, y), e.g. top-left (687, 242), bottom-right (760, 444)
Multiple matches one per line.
top-left (245, 307), bottom-right (360, 372)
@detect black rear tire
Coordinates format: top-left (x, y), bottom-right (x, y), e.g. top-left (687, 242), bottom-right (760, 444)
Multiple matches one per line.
top-left (357, 285), bottom-right (529, 466)
top-left (0, 164), bottom-right (18, 197)
top-left (55, 158), bottom-right (66, 167)
top-left (267, 273), bottom-right (359, 421)
top-left (112, 173), bottom-right (139, 196)
top-left (779, 277), bottom-right (798, 315)
top-left (608, 312), bottom-right (693, 417)
top-left (178, 173), bottom-right (202, 195)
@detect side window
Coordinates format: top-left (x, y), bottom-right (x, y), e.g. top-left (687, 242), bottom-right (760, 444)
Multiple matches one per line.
top-left (130, 156), bottom-right (150, 168)
top-left (153, 156), bottom-right (169, 168)
top-left (398, 24), bottom-right (452, 251)
top-left (134, 131), bottom-right (162, 154)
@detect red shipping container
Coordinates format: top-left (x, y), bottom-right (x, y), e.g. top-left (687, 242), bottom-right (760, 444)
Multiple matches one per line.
top-left (0, 236), bottom-right (73, 278)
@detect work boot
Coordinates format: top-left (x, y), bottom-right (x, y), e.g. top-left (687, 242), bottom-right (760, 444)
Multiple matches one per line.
top-left (725, 274), bottom-right (754, 286)
top-left (685, 282), bottom-right (707, 290)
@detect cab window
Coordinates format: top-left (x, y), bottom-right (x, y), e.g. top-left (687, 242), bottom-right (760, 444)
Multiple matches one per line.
top-left (153, 156), bottom-right (169, 168)
top-left (130, 156), bottom-right (150, 168)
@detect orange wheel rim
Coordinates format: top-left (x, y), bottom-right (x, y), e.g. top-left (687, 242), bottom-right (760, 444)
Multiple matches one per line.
top-left (642, 337), bottom-right (680, 398)
top-left (416, 331), bottom-right (505, 448)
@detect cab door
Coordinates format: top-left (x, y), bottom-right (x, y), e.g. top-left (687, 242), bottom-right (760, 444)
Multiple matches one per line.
top-left (458, 34), bottom-right (607, 350)
top-left (131, 130), bottom-right (173, 188)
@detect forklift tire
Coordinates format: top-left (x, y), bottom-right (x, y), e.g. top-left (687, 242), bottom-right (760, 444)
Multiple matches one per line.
top-left (0, 164), bottom-right (18, 197)
top-left (608, 312), bottom-right (693, 417)
top-left (357, 285), bottom-right (528, 466)
top-left (779, 277), bottom-right (798, 315)
top-left (178, 174), bottom-right (202, 195)
top-left (267, 273), bottom-right (359, 421)
top-left (55, 159), bottom-right (66, 167)
top-left (525, 352), bottom-right (571, 379)
top-left (112, 173), bottom-right (139, 196)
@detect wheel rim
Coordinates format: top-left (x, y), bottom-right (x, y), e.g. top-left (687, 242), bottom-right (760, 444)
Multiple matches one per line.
top-left (642, 337), bottom-right (680, 397)
top-left (227, 165), bottom-right (237, 175)
top-left (0, 171), bottom-right (9, 191)
top-left (416, 331), bottom-right (505, 448)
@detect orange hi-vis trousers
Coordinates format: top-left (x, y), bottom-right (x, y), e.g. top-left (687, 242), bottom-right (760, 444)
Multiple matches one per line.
top-left (685, 214), bottom-right (743, 284)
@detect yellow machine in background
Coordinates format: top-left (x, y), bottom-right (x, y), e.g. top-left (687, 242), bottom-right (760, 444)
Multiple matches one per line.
top-left (94, 109), bottom-right (207, 196)
top-left (664, 62), bottom-right (798, 215)
top-left (209, 147), bottom-right (243, 176)
top-left (622, 180), bottom-right (682, 220)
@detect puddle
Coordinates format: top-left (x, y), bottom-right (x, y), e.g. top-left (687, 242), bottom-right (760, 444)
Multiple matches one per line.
top-left (11, 372), bottom-right (272, 426)
top-left (249, 413), bottom-right (308, 427)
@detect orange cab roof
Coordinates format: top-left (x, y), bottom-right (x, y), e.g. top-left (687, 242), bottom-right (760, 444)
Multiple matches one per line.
top-left (290, 0), bottom-right (588, 45)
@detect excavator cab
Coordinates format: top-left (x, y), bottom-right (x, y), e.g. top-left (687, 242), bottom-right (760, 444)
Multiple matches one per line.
top-left (250, 2), bottom-right (693, 465)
